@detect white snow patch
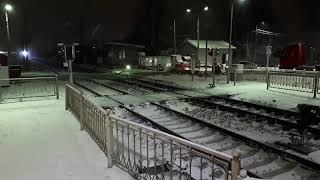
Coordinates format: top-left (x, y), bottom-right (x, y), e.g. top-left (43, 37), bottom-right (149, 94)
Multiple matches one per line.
top-left (0, 98), bottom-right (134, 180)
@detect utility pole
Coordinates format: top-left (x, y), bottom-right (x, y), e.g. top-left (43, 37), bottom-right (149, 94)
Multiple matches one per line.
top-left (173, 18), bottom-right (177, 54)
top-left (5, 12), bottom-right (10, 41)
top-left (193, 15), bottom-right (200, 82)
top-left (253, 25), bottom-right (258, 65)
top-left (205, 34), bottom-right (208, 79)
top-left (227, 0), bottom-right (235, 84)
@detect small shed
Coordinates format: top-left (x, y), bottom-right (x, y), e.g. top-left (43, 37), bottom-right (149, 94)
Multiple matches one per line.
top-left (178, 39), bottom-right (236, 65)
top-left (103, 42), bottom-right (146, 68)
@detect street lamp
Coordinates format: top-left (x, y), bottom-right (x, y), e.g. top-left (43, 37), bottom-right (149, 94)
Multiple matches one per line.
top-left (253, 21), bottom-right (268, 65)
top-left (4, 4), bottom-right (13, 12)
top-left (186, 5), bottom-right (208, 81)
top-left (227, 0), bottom-right (247, 84)
top-left (4, 4), bottom-right (13, 41)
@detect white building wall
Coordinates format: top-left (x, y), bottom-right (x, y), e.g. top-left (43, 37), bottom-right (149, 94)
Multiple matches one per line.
top-left (0, 65), bottom-right (9, 86)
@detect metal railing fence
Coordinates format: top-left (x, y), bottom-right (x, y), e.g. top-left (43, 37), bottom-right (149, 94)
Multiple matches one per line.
top-left (65, 83), bottom-right (241, 180)
top-left (267, 72), bottom-right (319, 98)
top-left (0, 75), bottom-right (59, 103)
top-left (234, 69), bottom-right (267, 84)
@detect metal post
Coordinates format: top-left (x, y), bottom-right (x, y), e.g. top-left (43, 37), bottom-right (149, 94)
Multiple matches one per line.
top-left (227, 0), bottom-right (234, 84)
top-left (193, 14), bottom-right (200, 82)
top-left (69, 60), bottom-right (73, 84)
top-left (253, 25), bottom-right (258, 65)
top-left (173, 18), bottom-right (177, 54)
top-left (65, 84), bottom-right (68, 110)
top-left (234, 66), bottom-right (237, 86)
top-left (211, 56), bottom-right (215, 88)
top-left (231, 149), bottom-right (241, 180)
top-left (55, 74), bottom-right (59, 99)
top-left (80, 93), bottom-right (85, 131)
top-left (5, 12), bottom-right (10, 41)
top-left (106, 110), bottom-right (114, 168)
top-left (314, 73), bottom-right (318, 98)
top-left (267, 71), bottom-right (271, 90)
top-left (205, 36), bottom-right (208, 79)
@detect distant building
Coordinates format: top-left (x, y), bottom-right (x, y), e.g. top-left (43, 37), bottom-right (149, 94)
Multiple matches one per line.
top-left (178, 39), bottom-right (236, 65)
top-left (102, 42), bottom-right (147, 68)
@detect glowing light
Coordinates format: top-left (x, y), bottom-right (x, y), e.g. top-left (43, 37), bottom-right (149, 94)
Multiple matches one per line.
top-left (126, 65), bottom-right (131, 70)
top-left (4, 4), bottom-right (13, 12)
top-left (186, 9), bottom-right (191, 13)
top-left (20, 50), bottom-right (29, 57)
top-left (204, 6), bottom-right (209, 11)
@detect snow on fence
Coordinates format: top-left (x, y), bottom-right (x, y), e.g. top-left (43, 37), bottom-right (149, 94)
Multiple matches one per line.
top-left (267, 72), bottom-right (319, 98)
top-left (0, 76), bottom-right (59, 103)
top-left (234, 69), bottom-right (267, 83)
top-left (65, 83), bottom-right (242, 180)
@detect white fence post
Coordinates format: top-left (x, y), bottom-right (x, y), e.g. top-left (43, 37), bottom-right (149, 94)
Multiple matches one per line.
top-left (234, 68), bottom-right (237, 86)
top-left (55, 74), bottom-right (59, 99)
top-left (267, 71), bottom-right (271, 90)
top-left (80, 94), bottom-right (85, 131)
top-left (65, 84), bottom-right (68, 110)
top-left (105, 109), bottom-right (113, 168)
top-left (231, 149), bottom-right (241, 180)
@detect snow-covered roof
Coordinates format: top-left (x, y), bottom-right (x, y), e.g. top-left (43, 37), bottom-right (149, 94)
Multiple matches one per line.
top-left (186, 39), bottom-right (236, 49)
top-left (104, 42), bottom-right (146, 49)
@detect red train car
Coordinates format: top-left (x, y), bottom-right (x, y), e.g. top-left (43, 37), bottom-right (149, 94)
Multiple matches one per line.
top-left (274, 43), bottom-right (305, 69)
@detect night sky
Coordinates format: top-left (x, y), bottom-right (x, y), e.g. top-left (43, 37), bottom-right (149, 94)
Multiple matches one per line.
top-left (2, 0), bottom-right (320, 56)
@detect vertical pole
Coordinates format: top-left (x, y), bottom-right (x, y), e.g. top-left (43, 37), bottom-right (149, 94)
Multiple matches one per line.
top-left (234, 66), bottom-right (237, 86)
top-left (205, 34), bottom-right (208, 79)
top-left (5, 12), bottom-right (10, 42)
top-left (106, 109), bottom-right (113, 168)
top-left (65, 84), bottom-right (68, 110)
top-left (211, 55), bottom-right (215, 88)
top-left (173, 18), bottom-right (177, 54)
top-left (227, 0), bottom-right (234, 84)
top-left (5, 12), bottom-right (11, 65)
top-left (69, 60), bottom-right (73, 84)
top-left (231, 149), bottom-right (241, 180)
top-left (314, 73), bottom-right (318, 98)
top-left (253, 25), bottom-right (258, 66)
top-left (193, 15), bottom-right (200, 82)
top-left (80, 96), bottom-right (85, 131)
top-left (267, 71), bottom-right (270, 90)
top-left (55, 75), bottom-right (59, 99)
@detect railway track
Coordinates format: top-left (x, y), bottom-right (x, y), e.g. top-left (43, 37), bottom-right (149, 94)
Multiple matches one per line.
top-left (74, 78), bottom-right (320, 179)
top-left (130, 78), bottom-right (320, 139)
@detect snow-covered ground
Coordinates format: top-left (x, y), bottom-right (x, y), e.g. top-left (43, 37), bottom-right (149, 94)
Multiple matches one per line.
top-left (146, 74), bottom-right (320, 111)
top-left (0, 90), bottom-right (134, 180)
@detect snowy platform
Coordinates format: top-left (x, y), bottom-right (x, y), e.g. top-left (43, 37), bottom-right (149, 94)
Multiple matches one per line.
top-left (146, 74), bottom-right (320, 111)
top-left (0, 99), bottom-right (134, 180)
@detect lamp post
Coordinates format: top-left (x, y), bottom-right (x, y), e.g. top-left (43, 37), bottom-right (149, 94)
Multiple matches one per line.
top-left (227, 0), bottom-right (247, 84)
top-left (186, 6), bottom-right (208, 81)
top-left (4, 4), bottom-right (13, 41)
top-left (4, 4), bottom-right (13, 64)
top-left (253, 21), bottom-right (267, 66)
top-left (173, 18), bottom-right (177, 54)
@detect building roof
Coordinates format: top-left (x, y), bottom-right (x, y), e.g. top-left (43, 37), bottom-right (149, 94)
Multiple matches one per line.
top-left (186, 39), bottom-right (236, 49)
top-left (104, 42), bottom-right (146, 49)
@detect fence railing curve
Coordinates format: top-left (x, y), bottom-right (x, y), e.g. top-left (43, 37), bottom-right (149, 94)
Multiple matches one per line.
top-left (65, 83), bottom-right (242, 180)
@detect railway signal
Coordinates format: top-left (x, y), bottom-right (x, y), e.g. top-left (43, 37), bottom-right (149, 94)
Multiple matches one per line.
top-left (58, 42), bottom-right (79, 84)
